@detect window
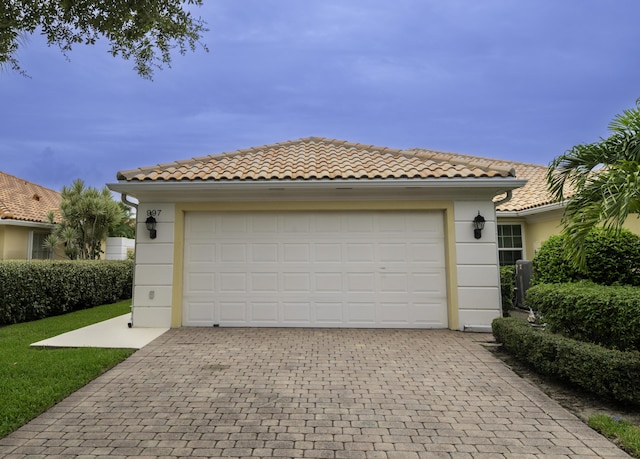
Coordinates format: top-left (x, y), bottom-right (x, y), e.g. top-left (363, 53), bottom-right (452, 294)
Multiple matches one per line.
top-left (30, 232), bottom-right (51, 260)
top-left (497, 224), bottom-right (523, 266)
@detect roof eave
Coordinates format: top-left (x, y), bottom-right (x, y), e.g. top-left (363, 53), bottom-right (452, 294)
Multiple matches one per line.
top-left (496, 201), bottom-right (567, 217)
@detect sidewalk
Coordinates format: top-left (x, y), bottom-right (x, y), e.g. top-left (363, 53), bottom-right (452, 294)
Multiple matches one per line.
top-left (30, 313), bottom-right (168, 349)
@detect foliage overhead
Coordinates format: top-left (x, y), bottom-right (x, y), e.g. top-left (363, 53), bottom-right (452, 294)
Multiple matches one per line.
top-left (45, 179), bottom-right (123, 260)
top-left (547, 99), bottom-right (640, 268)
top-left (1, 1), bottom-right (208, 79)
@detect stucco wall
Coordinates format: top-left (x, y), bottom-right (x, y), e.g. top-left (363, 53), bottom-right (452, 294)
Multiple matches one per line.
top-left (454, 201), bottom-right (501, 330)
top-left (0, 226), bottom-right (29, 259)
top-left (131, 204), bottom-right (175, 328)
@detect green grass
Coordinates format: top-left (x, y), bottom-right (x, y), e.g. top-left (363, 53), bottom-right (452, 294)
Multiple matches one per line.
top-left (0, 300), bottom-right (135, 438)
top-left (589, 414), bottom-right (640, 457)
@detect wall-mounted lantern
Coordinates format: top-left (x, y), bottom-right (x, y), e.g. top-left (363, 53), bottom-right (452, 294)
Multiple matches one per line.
top-left (472, 212), bottom-right (485, 239)
top-left (145, 216), bottom-right (157, 239)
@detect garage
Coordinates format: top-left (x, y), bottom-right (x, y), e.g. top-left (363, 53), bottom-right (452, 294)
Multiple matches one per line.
top-left (182, 210), bottom-right (448, 328)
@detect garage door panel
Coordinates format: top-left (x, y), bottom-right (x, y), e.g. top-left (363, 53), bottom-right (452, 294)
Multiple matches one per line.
top-left (346, 302), bottom-right (377, 325)
top-left (183, 211), bottom-right (448, 328)
top-left (315, 273), bottom-right (342, 292)
top-left (221, 244), bottom-right (246, 262)
top-left (283, 302), bottom-right (311, 323)
top-left (251, 273), bottom-right (278, 292)
top-left (187, 273), bottom-right (215, 292)
top-left (283, 244), bottom-right (310, 262)
top-left (251, 302), bottom-right (279, 324)
top-left (252, 244), bottom-right (278, 262)
top-left (346, 273), bottom-right (375, 292)
top-left (186, 299), bottom-right (215, 325)
top-left (219, 301), bottom-right (247, 323)
top-left (315, 244), bottom-right (341, 262)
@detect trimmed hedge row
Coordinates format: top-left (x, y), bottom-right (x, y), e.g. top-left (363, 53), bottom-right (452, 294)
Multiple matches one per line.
top-left (0, 260), bottom-right (133, 325)
top-left (526, 282), bottom-right (640, 351)
top-left (532, 228), bottom-right (640, 286)
top-left (492, 317), bottom-right (640, 406)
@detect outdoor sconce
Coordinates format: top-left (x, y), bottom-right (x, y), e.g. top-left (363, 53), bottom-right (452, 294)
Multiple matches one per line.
top-left (145, 216), bottom-right (157, 239)
top-left (473, 212), bottom-right (485, 239)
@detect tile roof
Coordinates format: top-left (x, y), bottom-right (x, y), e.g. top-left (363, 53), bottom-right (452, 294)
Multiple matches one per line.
top-left (406, 149), bottom-right (573, 212)
top-left (0, 172), bottom-right (62, 223)
top-left (116, 137), bottom-right (568, 213)
top-left (117, 137), bottom-right (515, 183)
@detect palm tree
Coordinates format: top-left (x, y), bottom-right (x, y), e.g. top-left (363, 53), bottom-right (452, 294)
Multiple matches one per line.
top-left (547, 100), bottom-right (640, 268)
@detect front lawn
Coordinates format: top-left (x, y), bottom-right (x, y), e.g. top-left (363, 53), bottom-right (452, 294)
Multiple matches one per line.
top-left (0, 300), bottom-right (135, 438)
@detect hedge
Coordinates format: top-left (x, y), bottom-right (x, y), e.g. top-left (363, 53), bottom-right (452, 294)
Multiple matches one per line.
top-left (0, 260), bottom-right (133, 325)
top-left (532, 228), bottom-right (640, 286)
top-left (526, 282), bottom-right (640, 351)
top-left (492, 317), bottom-right (640, 406)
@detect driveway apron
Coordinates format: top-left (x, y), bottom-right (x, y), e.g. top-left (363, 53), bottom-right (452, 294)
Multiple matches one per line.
top-left (0, 328), bottom-right (630, 458)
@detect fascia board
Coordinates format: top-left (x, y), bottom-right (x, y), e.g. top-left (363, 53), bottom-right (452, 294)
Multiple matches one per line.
top-left (108, 178), bottom-right (528, 195)
top-left (0, 219), bottom-right (55, 229)
top-left (496, 201), bottom-right (566, 218)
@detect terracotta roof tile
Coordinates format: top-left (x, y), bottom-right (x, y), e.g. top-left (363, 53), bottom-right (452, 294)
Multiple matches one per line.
top-left (0, 172), bottom-right (62, 223)
top-left (405, 148), bottom-right (574, 212)
top-left (117, 137), bottom-right (514, 183)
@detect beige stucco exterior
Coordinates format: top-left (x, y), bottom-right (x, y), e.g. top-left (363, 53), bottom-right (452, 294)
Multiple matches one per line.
top-left (499, 207), bottom-right (640, 261)
top-left (0, 222), bottom-right (61, 260)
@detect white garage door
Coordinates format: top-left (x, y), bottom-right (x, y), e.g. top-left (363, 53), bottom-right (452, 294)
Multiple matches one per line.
top-left (183, 211), bottom-right (448, 328)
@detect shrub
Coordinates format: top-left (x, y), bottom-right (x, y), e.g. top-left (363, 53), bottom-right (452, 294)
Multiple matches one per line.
top-left (526, 282), bottom-right (640, 351)
top-left (532, 227), bottom-right (640, 286)
top-left (0, 260), bottom-right (133, 325)
top-left (500, 265), bottom-right (515, 313)
top-left (492, 317), bottom-right (640, 406)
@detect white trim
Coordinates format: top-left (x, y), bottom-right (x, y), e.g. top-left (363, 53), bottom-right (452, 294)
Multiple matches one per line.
top-left (0, 219), bottom-right (55, 229)
top-left (109, 177), bottom-right (527, 193)
top-left (496, 201), bottom-right (567, 218)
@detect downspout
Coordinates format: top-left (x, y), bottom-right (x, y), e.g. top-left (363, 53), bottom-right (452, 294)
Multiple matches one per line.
top-left (121, 194), bottom-right (138, 210)
top-left (120, 193), bottom-right (138, 327)
top-left (493, 190), bottom-right (513, 208)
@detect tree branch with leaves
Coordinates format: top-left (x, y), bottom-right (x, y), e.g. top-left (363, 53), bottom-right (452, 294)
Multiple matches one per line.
top-left (547, 100), bottom-right (640, 268)
top-left (1, 0), bottom-right (208, 79)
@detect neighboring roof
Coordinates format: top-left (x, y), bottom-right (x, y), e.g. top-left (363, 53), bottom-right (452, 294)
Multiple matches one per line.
top-left (117, 137), bottom-right (516, 182)
top-left (406, 149), bottom-right (573, 212)
top-left (0, 172), bottom-right (62, 223)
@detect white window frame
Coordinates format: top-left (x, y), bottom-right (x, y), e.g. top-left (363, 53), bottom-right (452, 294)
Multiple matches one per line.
top-left (497, 223), bottom-right (524, 266)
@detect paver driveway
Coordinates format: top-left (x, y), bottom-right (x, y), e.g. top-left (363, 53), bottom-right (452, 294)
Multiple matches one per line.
top-left (0, 328), bottom-right (630, 458)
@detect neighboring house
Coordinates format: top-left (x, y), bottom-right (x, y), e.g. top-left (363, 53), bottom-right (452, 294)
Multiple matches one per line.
top-left (0, 171), bottom-right (62, 260)
top-left (109, 137), bottom-right (527, 331)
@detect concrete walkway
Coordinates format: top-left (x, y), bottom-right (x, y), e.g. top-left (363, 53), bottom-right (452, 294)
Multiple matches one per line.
top-left (0, 328), bottom-right (630, 458)
top-left (30, 314), bottom-right (168, 349)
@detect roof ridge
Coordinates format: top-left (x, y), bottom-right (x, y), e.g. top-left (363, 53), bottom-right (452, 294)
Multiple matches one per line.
top-left (116, 137), bottom-right (408, 179)
top-left (404, 148), bottom-right (548, 169)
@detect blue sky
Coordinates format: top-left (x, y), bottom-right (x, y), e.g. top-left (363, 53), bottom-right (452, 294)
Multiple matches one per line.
top-left (1, 0), bottom-right (639, 192)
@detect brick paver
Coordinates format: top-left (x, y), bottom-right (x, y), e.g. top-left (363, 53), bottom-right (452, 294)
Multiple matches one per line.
top-left (0, 329), bottom-right (630, 458)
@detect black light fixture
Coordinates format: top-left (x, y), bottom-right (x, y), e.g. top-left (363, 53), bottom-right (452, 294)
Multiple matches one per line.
top-left (472, 212), bottom-right (485, 239)
top-left (145, 216), bottom-right (157, 239)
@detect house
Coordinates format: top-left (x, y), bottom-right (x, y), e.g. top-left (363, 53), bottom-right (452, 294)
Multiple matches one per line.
top-left (109, 137), bottom-right (532, 331)
top-left (0, 171), bottom-right (62, 260)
